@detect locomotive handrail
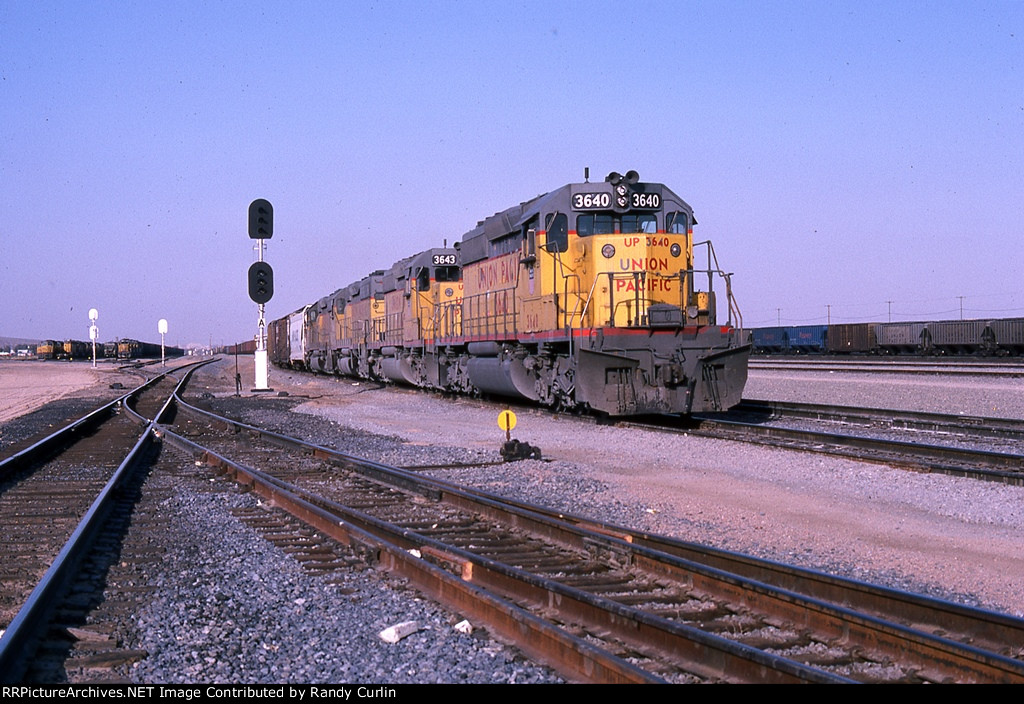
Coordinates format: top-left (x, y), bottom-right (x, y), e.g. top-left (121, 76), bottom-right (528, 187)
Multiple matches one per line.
top-left (693, 239), bottom-right (743, 331)
top-left (560, 270), bottom-right (583, 334)
top-left (571, 269), bottom-right (606, 353)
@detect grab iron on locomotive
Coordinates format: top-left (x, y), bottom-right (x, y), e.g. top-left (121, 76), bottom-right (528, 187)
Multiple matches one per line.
top-left (268, 171), bottom-right (750, 415)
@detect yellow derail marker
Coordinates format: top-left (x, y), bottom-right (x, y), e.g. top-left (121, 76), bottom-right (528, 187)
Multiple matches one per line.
top-left (498, 409), bottom-right (517, 441)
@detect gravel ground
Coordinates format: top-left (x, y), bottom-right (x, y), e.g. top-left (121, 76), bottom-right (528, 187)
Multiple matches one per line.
top-left (745, 368), bottom-right (1024, 419)
top-left (0, 360), bottom-right (561, 684)
top-left (205, 360), bottom-right (1024, 618)
top-left (4, 357), bottom-right (1023, 684)
top-left (119, 458), bottom-right (558, 684)
top-left (0, 360), bottom-right (140, 454)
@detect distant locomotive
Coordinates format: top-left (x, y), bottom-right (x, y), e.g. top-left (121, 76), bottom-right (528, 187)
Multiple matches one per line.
top-left (35, 340), bottom-right (62, 360)
top-left (58, 340), bottom-right (91, 360)
top-left (268, 172), bottom-right (749, 415)
top-left (35, 338), bottom-right (177, 360)
top-left (750, 318), bottom-right (1024, 355)
top-left (117, 338), bottom-right (185, 360)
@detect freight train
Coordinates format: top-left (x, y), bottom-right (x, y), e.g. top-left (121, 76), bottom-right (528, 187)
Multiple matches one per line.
top-left (750, 319), bottom-right (1024, 355)
top-left (35, 338), bottom-right (184, 360)
top-left (116, 338), bottom-right (185, 360)
top-left (268, 172), bottom-right (750, 415)
top-left (35, 339), bottom-right (100, 360)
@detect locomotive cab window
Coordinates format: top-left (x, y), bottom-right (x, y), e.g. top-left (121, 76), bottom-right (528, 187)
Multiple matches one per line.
top-left (576, 214), bottom-right (614, 237)
top-left (435, 265), bottom-right (460, 282)
top-left (667, 212), bottom-right (689, 234)
top-left (416, 268), bottom-right (430, 292)
top-left (578, 213), bottom-right (656, 235)
top-left (545, 213), bottom-right (568, 252)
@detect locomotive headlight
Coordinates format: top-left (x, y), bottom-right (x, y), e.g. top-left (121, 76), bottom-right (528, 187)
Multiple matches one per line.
top-left (601, 244), bottom-right (615, 258)
top-left (616, 184), bottom-right (629, 208)
top-left (670, 243), bottom-right (681, 257)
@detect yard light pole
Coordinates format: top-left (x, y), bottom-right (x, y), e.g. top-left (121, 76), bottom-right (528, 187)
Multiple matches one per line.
top-left (158, 319), bottom-right (168, 367)
top-left (89, 308), bottom-right (99, 368)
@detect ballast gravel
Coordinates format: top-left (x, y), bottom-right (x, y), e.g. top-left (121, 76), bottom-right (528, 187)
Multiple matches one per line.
top-left (204, 361), bottom-right (1024, 618)
top-left (4, 358), bottom-right (1024, 683)
top-left (122, 472), bottom-right (557, 684)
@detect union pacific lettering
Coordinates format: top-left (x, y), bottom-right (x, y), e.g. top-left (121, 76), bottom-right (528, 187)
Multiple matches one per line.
top-left (615, 276), bottom-right (674, 293)
top-left (475, 253), bottom-right (518, 291)
top-left (617, 257), bottom-right (670, 271)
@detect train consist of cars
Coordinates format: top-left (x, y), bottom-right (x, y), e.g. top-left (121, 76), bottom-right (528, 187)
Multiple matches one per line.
top-left (34, 339), bottom-right (96, 361)
top-left (268, 172), bottom-right (750, 415)
top-left (34, 338), bottom-right (184, 361)
top-left (216, 339), bottom-right (258, 355)
top-left (750, 319), bottom-right (1024, 355)
top-left (116, 338), bottom-right (185, 360)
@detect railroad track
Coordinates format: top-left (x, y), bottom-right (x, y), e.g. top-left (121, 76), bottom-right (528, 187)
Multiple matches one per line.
top-left (0, 361), bottom-right (209, 682)
top-left (651, 399), bottom-right (1024, 486)
top-left (153, 387), bottom-right (1024, 683)
top-left (750, 358), bottom-right (1024, 377)
top-left (5, 366), bottom-right (1023, 683)
top-left (730, 399), bottom-right (1024, 443)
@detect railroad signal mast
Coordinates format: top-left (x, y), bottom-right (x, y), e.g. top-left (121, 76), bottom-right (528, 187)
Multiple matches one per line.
top-left (248, 198), bottom-right (274, 391)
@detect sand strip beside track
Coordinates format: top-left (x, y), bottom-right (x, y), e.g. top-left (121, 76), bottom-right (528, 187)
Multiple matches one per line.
top-left (0, 361), bottom-right (102, 423)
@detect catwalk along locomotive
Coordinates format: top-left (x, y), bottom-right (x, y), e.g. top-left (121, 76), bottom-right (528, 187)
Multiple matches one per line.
top-left (269, 171), bottom-right (750, 415)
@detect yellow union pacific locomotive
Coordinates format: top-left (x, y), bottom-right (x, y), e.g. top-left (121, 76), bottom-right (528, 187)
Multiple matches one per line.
top-left (269, 171), bottom-right (749, 415)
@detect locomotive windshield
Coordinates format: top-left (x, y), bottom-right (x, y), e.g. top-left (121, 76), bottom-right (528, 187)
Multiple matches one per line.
top-left (435, 265), bottom-right (460, 282)
top-left (576, 212), bottom-right (657, 236)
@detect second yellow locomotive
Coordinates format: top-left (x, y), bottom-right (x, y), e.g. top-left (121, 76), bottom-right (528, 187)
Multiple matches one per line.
top-left (270, 171), bottom-right (749, 415)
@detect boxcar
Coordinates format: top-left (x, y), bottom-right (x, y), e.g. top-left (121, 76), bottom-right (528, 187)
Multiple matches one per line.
top-left (826, 323), bottom-right (876, 354)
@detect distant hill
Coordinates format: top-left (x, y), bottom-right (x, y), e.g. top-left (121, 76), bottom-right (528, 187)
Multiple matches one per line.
top-left (0, 336), bottom-right (42, 348)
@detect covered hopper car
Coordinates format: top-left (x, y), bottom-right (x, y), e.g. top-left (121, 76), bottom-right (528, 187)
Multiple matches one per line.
top-left (749, 318), bottom-right (1024, 356)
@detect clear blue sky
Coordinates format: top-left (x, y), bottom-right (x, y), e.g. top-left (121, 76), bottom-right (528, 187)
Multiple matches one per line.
top-left (2, 1), bottom-right (1021, 346)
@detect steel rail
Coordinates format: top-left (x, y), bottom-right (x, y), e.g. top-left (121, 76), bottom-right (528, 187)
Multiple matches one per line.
top-left (158, 425), bottom-right (845, 684)
top-left (748, 361), bottom-right (1024, 377)
top-left (156, 428), bottom-right (672, 684)
top-left (0, 357), bottom-right (211, 479)
top-left (0, 362), bottom-right (211, 682)
top-left (424, 482), bottom-right (1024, 659)
top-left (731, 399), bottom-right (1024, 442)
top-left (0, 379), bottom-right (157, 481)
top-left (166, 395), bottom-right (1024, 683)
top-left (665, 416), bottom-right (1024, 485)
